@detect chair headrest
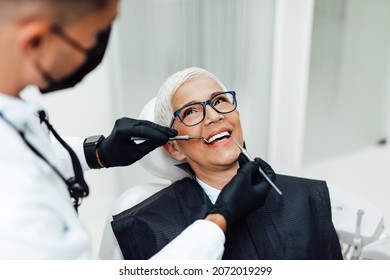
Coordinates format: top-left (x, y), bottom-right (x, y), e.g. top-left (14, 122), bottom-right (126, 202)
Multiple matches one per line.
top-left (138, 97), bottom-right (190, 182)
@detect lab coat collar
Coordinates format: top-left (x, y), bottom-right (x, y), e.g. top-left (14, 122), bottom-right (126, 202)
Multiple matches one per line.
top-left (0, 93), bottom-right (41, 132)
top-left (0, 92), bottom-right (55, 163)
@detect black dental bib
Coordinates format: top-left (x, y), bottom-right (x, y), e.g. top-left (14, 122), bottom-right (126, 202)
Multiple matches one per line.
top-left (111, 176), bottom-right (343, 260)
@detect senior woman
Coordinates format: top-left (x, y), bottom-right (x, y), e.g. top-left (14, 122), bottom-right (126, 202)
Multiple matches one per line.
top-left (111, 67), bottom-right (343, 260)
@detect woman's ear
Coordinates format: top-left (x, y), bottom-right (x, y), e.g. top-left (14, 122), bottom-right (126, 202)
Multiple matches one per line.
top-left (163, 142), bottom-right (186, 161)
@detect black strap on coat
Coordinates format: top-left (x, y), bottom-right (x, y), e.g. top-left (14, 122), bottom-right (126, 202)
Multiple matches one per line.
top-left (0, 111), bottom-right (89, 212)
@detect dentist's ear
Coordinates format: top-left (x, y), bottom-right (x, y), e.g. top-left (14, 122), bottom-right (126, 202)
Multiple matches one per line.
top-left (163, 142), bottom-right (186, 161)
top-left (17, 21), bottom-right (52, 56)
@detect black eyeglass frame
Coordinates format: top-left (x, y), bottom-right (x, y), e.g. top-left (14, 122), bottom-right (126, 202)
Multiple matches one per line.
top-left (169, 91), bottom-right (237, 128)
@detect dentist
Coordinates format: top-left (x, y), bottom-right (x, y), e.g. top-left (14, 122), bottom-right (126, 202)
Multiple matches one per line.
top-left (0, 0), bottom-right (271, 259)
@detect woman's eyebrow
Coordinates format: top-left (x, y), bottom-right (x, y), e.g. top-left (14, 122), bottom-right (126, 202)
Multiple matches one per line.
top-left (210, 91), bottom-right (223, 97)
top-left (179, 91), bottom-right (224, 107)
top-left (178, 100), bottom-right (200, 109)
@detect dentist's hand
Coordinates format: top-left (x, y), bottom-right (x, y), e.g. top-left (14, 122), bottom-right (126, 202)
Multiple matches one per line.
top-left (207, 154), bottom-right (275, 230)
top-left (98, 117), bottom-right (177, 167)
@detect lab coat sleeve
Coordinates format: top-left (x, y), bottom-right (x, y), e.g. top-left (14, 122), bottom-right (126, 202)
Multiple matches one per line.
top-left (150, 220), bottom-right (225, 260)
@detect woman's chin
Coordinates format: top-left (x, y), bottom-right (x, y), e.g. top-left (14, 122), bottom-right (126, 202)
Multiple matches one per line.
top-left (212, 154), bottom-right (240, 167)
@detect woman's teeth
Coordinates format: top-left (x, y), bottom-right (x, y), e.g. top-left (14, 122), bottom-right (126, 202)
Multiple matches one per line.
top-left (206, 131), bottom-right (230, 144)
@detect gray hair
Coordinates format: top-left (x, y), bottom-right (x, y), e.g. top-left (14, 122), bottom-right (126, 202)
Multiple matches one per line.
top-left (154, 67), bottom-right (227, 127)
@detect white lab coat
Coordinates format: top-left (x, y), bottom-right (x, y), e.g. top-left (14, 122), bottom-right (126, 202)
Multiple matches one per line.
top-left (0, 93), bottom-right (224, 260)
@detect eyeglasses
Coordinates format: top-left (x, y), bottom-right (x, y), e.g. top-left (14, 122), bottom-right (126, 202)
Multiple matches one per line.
top-left (169, 91), bottom-right (237, 128)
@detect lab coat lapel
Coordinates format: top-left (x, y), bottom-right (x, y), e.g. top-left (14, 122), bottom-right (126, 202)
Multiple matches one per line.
top-left (0, 94), bottom-right (55, 163)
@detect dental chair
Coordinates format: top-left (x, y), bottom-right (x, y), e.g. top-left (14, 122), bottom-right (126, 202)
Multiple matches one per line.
top-left (98, 98), bottom-right (189, 259)
top-left (328, 186), bottom-right (384, 259)
top-left (99, 97), bottom-right (386, 260)
top-left (360, 235), bottom-right (390, 259)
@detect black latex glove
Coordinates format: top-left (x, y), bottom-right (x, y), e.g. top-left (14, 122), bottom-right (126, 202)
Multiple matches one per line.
top-left (208, 153), bottom-right (276, 227)
top-left (98, 117), bottom-right (177, 167)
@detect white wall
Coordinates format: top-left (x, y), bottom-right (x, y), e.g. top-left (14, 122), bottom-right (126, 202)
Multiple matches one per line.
top-left (304, 0), bottom-right (390, 164)
top-left (268, 0), bottom-right (315, 172)
top-left (269, 0), bottom-right (390, 237)
top-left (300, 0), bottom-right (390, 235)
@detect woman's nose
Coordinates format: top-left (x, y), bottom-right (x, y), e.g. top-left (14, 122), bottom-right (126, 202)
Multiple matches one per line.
top-left (203, 105), bottom-right (223, 125)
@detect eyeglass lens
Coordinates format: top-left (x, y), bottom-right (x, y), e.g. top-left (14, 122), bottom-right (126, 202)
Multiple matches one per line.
top-left (178, 92), bottom-right (236, 126)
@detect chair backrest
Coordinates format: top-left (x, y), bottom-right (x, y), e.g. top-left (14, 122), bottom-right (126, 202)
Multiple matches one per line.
top-left (137, 97), bottom-right (190, 182)
top-left (99, 183), bottom-right (168, 259)
top-left (99, 97), bottom-right (189, 259)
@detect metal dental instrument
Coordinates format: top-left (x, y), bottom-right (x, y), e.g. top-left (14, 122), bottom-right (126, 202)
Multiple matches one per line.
top-left (232, 138), bottom-right (283, 195)
top-left (131, 134), bottom-right (281, 194)
top-left (130, 135), bottom-right (205, 142)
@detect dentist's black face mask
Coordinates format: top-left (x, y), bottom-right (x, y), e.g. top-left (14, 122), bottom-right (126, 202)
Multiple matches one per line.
top-left (38, 25), bottom-right (112, 94)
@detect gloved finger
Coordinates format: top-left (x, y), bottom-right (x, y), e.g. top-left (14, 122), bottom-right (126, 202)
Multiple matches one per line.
top-left (246, 160), bottom-right (262, 185)
top-left (122, 122), bottom-right (174, 143)
top-left (236, 157), bottom-right (256, 178)
top-left (134, 120), bottom-right (178, 138)
top-left (136, 139), bottom-right (165, 152)
top-left (237, 153), bottom-right (249, 168)
top-left (254, 157), bottom-right (275, 178)
top-left (127, 142), bottom-right (157, 160)
top-left (245, 161), bottom-right (271, 196)
top-left (252, 160), bottom-right (275, 188)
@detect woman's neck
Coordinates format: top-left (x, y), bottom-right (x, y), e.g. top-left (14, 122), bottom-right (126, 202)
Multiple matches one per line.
top-left (193, 162), bottom-right (240, 190)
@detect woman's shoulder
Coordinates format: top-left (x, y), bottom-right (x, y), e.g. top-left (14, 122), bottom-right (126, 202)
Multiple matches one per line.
top-left (272, 173), bottom-right (331, 203)
top-left (275, 173), bottom-right (328, 190)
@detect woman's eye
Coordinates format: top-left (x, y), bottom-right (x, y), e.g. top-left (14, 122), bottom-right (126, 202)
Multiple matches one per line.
top-left (182, 107), bottom-right (197, 118)
top-left (213, 96), bottom-right (228, 106)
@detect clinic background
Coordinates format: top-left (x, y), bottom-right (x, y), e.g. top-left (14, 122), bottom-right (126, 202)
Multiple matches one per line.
top-left (20, 0), bottom-right (390, 254)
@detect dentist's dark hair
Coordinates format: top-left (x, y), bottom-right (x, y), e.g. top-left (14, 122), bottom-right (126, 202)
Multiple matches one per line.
top-left (0, 0), bottom-right (110, 25)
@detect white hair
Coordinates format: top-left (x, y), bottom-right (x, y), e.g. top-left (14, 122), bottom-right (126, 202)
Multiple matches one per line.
top-left (154, 67), bottom-right (227, 126)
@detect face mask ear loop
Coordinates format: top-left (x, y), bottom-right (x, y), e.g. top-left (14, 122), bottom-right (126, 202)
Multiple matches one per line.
top-left (51, 25), bottom-right (89, 54)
